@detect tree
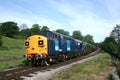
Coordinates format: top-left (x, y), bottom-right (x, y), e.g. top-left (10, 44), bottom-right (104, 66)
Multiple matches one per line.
top-left (19, 24), bottom-right (28, 37)
top-left (109, 24), bottom-right (120, 59)
top-left (24, 29), bottom-right (33, 37)
top-left (56, 29), bottom-right (70, 36)
top-left (19, 23), bottom-right (28, 31)
top-left (110, 24), bottom-right (120, 43)
top-left (41, 26), bottom-right (49, 32)
top-left (101, 37), bottom-right (118, 57)
top-left (83, 34), bottom-right (94, 44)
top-left (0, 26), bottom-right (2, 35)
top-left (1, 21), bottom-right (19, 37)
top-left (19, 28), bottom-right (32, 37)
top-left (72, 30), bottom-right (83, 40)
top-left (31, 24), bottom-right (41, 35)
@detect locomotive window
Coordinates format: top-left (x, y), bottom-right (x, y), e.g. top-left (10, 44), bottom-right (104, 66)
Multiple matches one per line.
top-left (38, 40), bottom-right (43, 45)
top-left (80, 43), bottom-right (82, 48)
top-left (67, 40), bottom-right (71, 51)
top-left (78, 42), bottom-right (82, 48)
top-left (53, 35), bottom-right (57, 39)
top-left (25, 42), bottom-right (29, 46)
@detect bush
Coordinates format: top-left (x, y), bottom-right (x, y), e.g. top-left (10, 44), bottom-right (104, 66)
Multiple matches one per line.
top-left (101, 37), bottom-right (118, 57)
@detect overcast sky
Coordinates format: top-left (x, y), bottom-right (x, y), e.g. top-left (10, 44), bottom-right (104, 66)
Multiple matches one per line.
top-left (0, 0), bottom-right (120, 42)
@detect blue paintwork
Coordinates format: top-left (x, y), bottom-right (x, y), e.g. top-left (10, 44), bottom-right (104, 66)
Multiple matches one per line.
top-left (40, 30), bottom-right (84, 56)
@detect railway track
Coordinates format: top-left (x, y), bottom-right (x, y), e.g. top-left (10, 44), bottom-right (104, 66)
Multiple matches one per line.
top-left (0, 49), bottom-right (101, 80)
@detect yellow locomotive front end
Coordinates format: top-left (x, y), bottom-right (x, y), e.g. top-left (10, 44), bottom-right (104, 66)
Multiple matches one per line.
top-left (25, 35), bottom-right (48, 65)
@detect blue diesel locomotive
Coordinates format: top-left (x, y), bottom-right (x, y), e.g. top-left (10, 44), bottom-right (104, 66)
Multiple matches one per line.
top-left (24, 30), bottom-right (93, 66)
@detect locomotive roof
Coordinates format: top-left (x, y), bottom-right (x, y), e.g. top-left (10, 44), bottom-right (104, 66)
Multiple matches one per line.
top-left (41, 30), bottom-right (82, 42)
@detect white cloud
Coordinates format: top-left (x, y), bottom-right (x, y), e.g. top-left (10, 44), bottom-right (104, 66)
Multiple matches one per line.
top-left (48, 0), bottom-right (120, 42)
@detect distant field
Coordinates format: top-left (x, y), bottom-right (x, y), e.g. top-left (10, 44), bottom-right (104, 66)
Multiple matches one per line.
top-left (0, 36), bottom-right (26, 71)
top-left (52, 53), bottom-right (112, 80)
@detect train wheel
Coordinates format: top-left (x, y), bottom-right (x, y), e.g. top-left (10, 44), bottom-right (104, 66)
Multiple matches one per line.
top-left (31, 58), bottom-right (35, 66)
top-left (41, 60), bottom-right (49, 66)
top-left (63, 54), bottom-right (67, 61)
top-left (57, 54), bottom-right (66, 62)
top-left (78, 53), bottom-right (81, 57)
top-left (46, 57), bottom-right (56, 64)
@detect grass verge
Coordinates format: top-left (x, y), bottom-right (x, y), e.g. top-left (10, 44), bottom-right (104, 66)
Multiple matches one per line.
top-left (52, 53), bottom-right (112, 80)
top-left (0, 36), bottom-right (26, 71)
top-left (0, 58), bottom-right (26, 71)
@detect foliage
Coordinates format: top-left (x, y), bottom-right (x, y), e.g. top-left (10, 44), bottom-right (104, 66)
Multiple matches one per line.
top-left (0, 21), bottom-right (19, 37)
top-left (83, 34), bottom-right (94, 44)
top-left (19, 24), bottom-right (28, 37)
top-left (31, 24), bottom-right (41, 35)
top-left (101, 24), bottom-right (120, 60)
top-left (20, 28), bottom-right (32, 37)
top-left (19, 23), bottom-right (28, 31)
top-left (84, 43), bottom-right (93, 53)
top-left (56, 29), bottom-right (70, 36)
top-left (72, 30), bottom-right (83, 40)
top-left (0, 26), bottom-right (2, 35)
top-left (110, 24), bottom-right (120, 43)
top-left (101, 37), bottom-right (118, 58)
top-left (41, 26), bottom-right (49, 32)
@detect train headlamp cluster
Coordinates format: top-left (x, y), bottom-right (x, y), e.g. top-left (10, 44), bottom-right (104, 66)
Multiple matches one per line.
top-left (37, 54), bottom-right (42, 59)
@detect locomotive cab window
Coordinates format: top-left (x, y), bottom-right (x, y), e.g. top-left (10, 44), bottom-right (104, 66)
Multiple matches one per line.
top-left (78, 42), bottom-right (82, 48)
top-left (38, 40), bottom-right (44, 45)
top-left (25, 42), bottom-right (29, 46)
top-left (80, 43), bottom-right (83, 48)
top-left (53, 35), bottom-right (58, 39)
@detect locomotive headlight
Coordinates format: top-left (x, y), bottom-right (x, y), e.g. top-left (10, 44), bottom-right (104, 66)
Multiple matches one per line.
top-left (38, 54), bottom-right (42, 59)
top-left (25, 42), bottom-right (29, 46)
top-left (38, 40), bottom-right (43, 45)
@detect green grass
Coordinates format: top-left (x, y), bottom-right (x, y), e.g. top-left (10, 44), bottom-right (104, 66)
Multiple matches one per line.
top-left (0, 36), bottom-right (26, 71)
top-left (52, 53), bottom-right (111, 80)
top-left (0, 36), bottom-right (25, 57)
top-left (0, 58), bottom-right (25, 71)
